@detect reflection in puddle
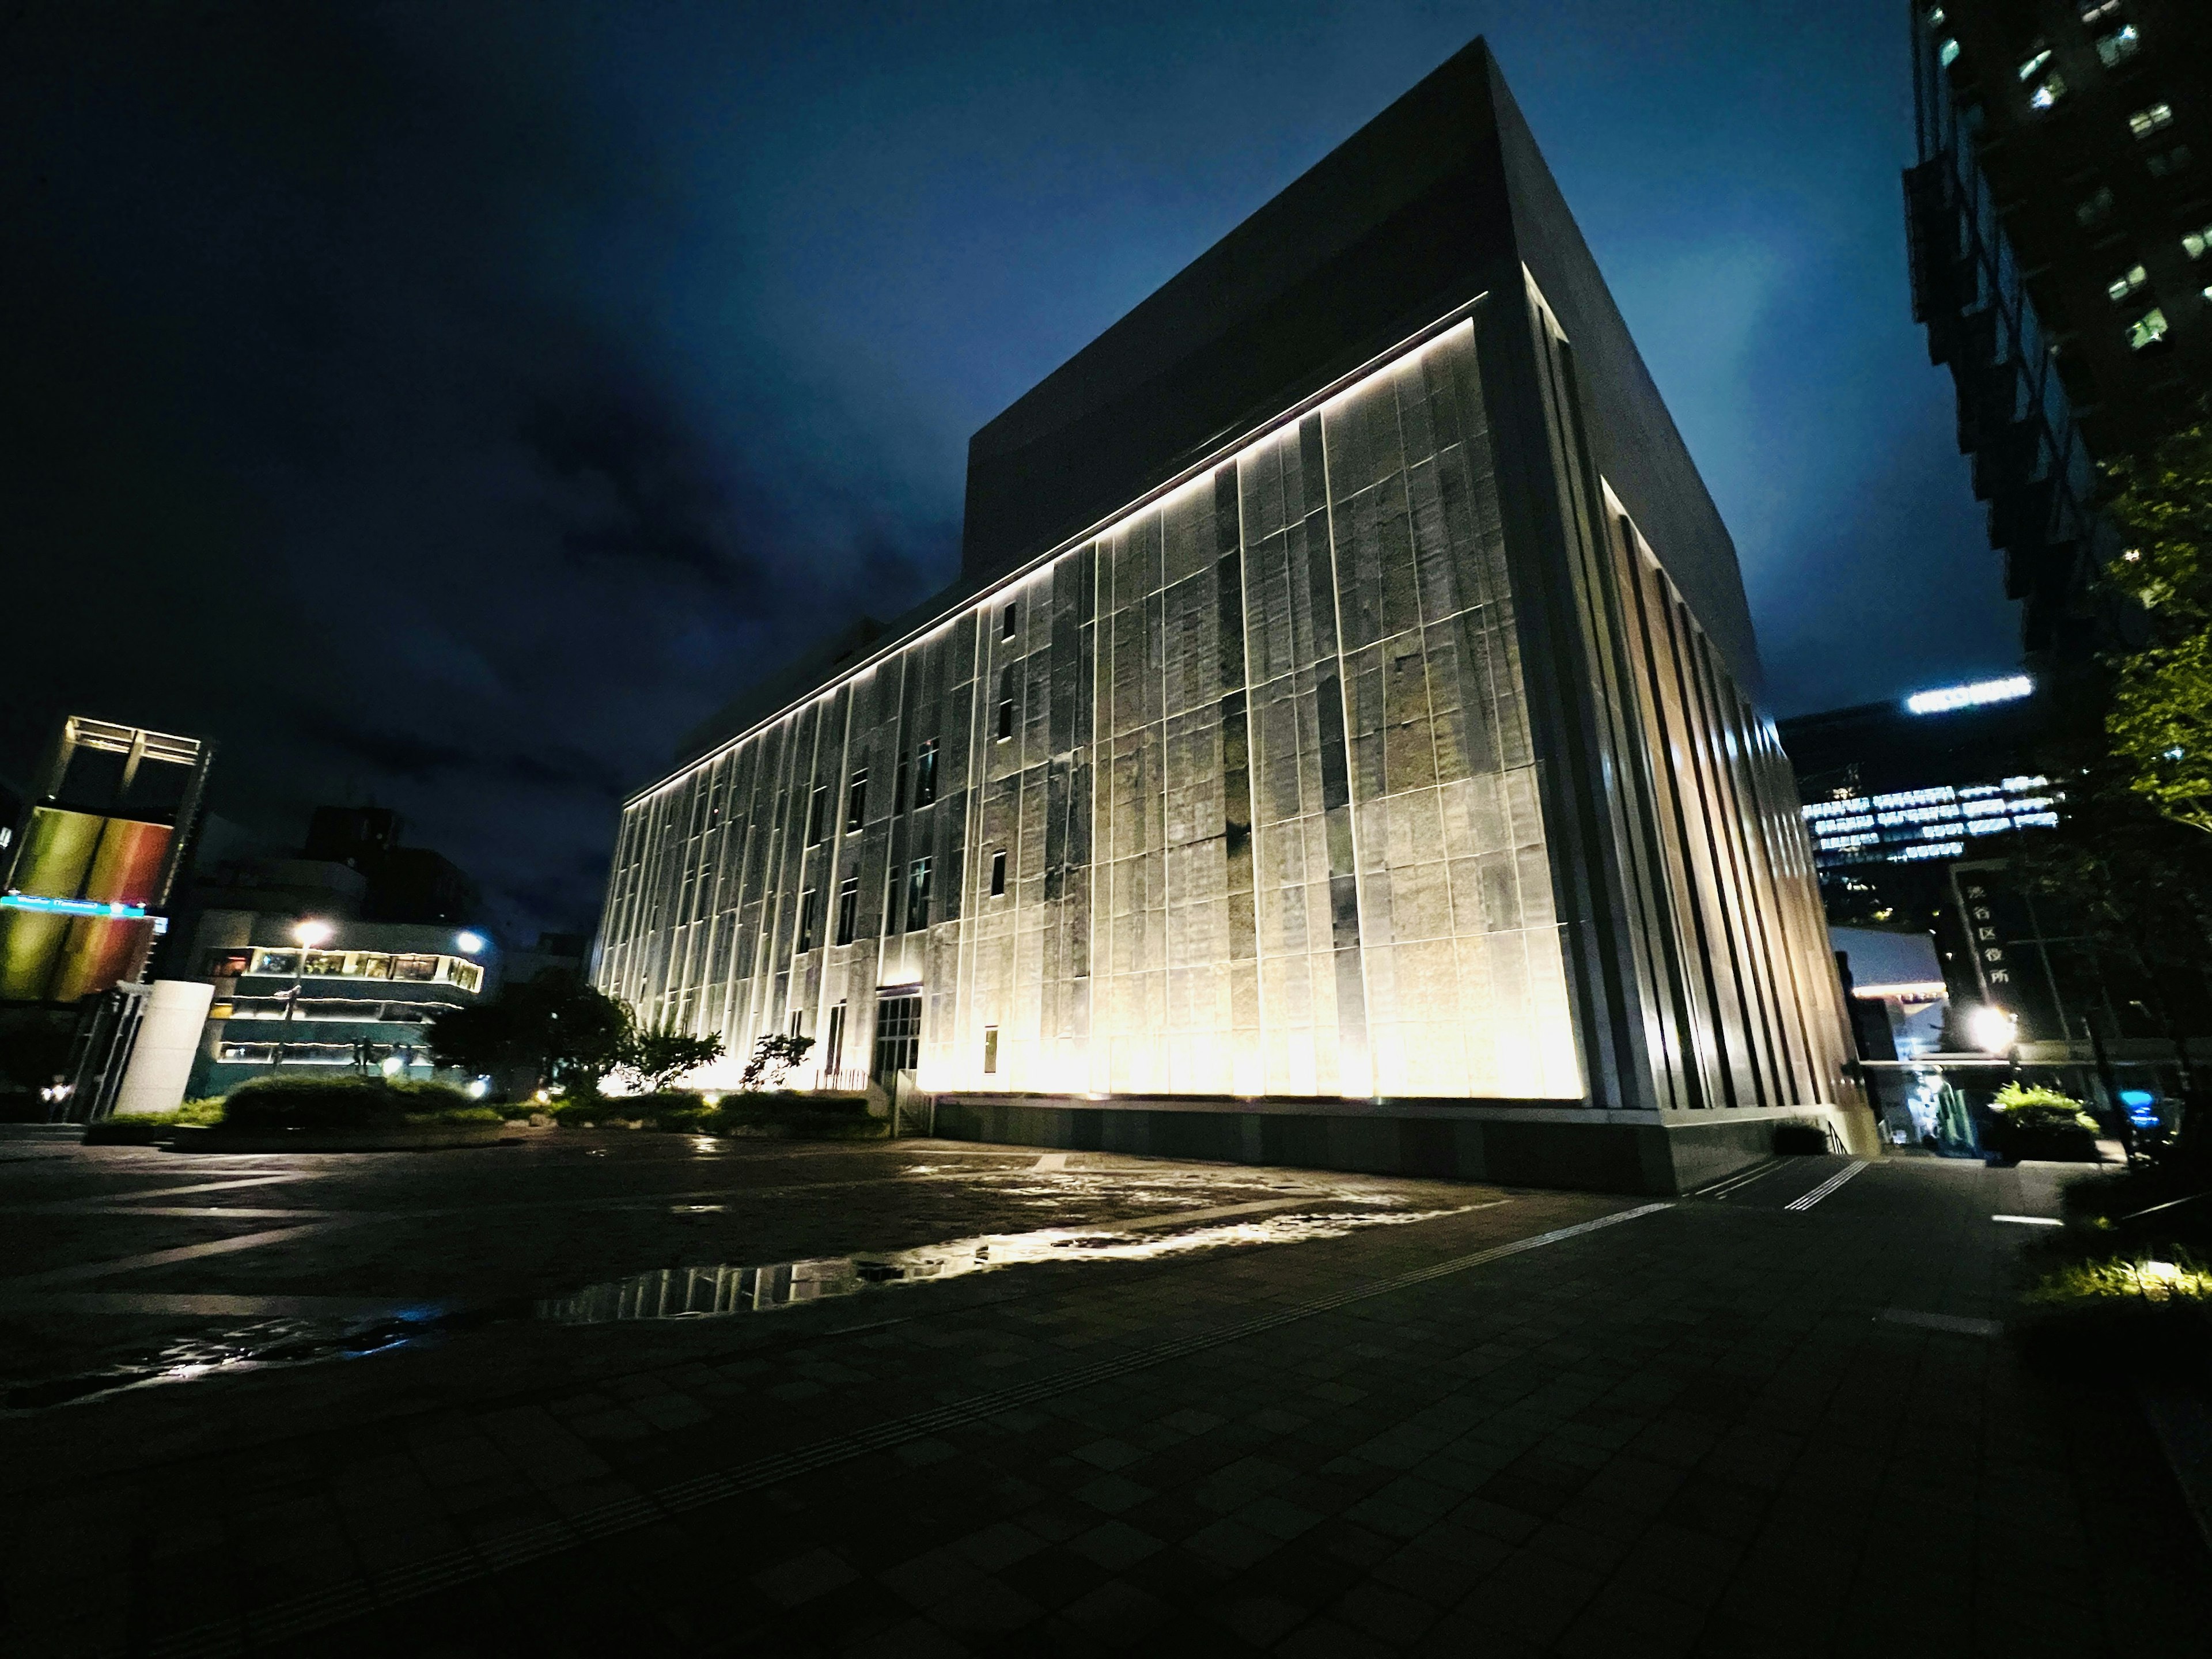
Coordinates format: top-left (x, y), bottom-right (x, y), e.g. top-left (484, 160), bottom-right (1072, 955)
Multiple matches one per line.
top-left (537, 1204), bottom-right (1470, 1325)
top-left (1, 1308), bottom-right (459, 1412)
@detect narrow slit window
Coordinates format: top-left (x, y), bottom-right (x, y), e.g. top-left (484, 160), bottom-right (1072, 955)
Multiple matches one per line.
top-left (906, 857), bottom-right (933, 933)
top-left (806, 784), bottom-right (828, 846)
top-left (846, 768), bottom-right (867, 831)
top-left (835, 876), bottom-right (859, 946)
top-left (990, 849), bottom-right (1007, 896)
top-left (797, 888), bottom-right (819, 952)
top-left (1001, 600), bottom-right (1017, 641)
top-left (983, 1025), bottom-right (999, 1074)
top-left (912, 738), bottom-right (939, 808)
top-left (996, 665), bottom-right (1016, 741)
top-left (824, 1002), bottom-right (846, 1075)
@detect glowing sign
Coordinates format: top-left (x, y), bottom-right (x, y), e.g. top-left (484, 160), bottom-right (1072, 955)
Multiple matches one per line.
top-left (1904, 676), bottom-right (2032, 715)
top-left (0, 892), bottom-right (147, 918)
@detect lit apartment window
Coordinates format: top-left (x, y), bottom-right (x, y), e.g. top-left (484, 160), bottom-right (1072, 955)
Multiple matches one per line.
top-left (1001, 600), bottom-right (1017, 641)
top-left (2146, 144), bottom-right (2194, 177)
top-left (1940, 38), bottom-right (1961, 67)
top-left (2128, 102), bottom-right (2175, 138)
top-left (2029, 75), bottom-right (2068, 111)
top-left (995, 664), bottom-right (1016, 741)
top-left (2076, 184), bottom-right (2116, 226)
top-left (2079, 1), bottom-right (2121, 22)
top-left (835, 876), bottom-right (858, 946)
top-left (2127, 307), bottom-right (2169, 349)
top-left (845, 768), bottom-right (867, 831)
top-left (905, 858), bottom-right (932, 933)
top-left (990, 849), bottom-right (1007, 896)
top-left (2107, 263), bottom-right (2149, 301)
top-left (2017, 48), bottom-right (2052, 81)
top-left (2182, 221), bottom-right (2212, 259)
top-left (1925, 6), bottom-right (1945, 25)
top-left (2094, 25), bottom-right (2139, 68)
top-left (912, 737), bottom-right (938, 808)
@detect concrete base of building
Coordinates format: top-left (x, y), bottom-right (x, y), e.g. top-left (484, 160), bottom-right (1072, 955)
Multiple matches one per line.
top-left (929, 1093), bottom-right (1873, 1197)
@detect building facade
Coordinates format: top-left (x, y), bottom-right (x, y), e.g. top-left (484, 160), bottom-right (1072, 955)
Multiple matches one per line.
top-left (1906, 0), bottom-right (2210, 648)
top-left (594, 41), bottom-right (1870, 1187)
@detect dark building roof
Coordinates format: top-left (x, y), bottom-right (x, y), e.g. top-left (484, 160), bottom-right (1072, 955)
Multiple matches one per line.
top-left (673, 36), bottom-right (1766, 773)
top-left (961, 37), bottom-right (1761, 693)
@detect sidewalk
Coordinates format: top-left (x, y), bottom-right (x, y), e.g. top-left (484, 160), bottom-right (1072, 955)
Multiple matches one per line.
top-left (0, 1141), bottom-right (2204, 1656)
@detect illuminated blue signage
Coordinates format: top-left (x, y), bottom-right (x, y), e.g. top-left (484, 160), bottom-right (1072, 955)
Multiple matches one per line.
top-left (1904, 675), bottom-right (2032, 715)
top-left (0, 893), bottom-right (149, 919)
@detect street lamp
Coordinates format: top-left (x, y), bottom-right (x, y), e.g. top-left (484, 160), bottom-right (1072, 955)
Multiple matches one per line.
top-left (455, 930), bottom-right (487, 955)
top-left (1965, 1003), bottom-right (2017, 1056)
top-left (277, 919), bottom-right (334, 1071)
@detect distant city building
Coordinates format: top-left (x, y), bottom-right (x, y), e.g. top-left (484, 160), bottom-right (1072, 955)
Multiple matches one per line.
top-left (1781, 672), bottom-right (2211, 1099)
top-left (1784, 675), bottom-right (2059, 895)
top-left (302, 805), bottom-right (483, 925)
top-left (1906, 0), bottom-right (2211, 646)
top-left (593, 39), bottom-right (1872, 1191)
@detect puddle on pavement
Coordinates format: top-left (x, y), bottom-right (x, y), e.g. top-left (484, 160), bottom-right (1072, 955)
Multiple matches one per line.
top-left (536, 1201), bottom-right (1472, 1325)
top-left (0, 1306), bottom-right (470, 1412)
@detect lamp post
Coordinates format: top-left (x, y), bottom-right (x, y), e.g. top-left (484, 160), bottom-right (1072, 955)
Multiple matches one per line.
top-left (277, 918), bottom-right (333, 1073)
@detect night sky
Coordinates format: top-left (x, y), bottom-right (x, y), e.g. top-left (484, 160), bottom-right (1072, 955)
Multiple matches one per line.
top-left (1, 1), bottom-right (2022, 942)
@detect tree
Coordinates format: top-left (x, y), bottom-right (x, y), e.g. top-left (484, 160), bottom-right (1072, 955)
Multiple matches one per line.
top-left (616, 1017), bottom-right (725, 1094)
top-left (739, 1032), bottom-right (814, 1092)
top-left (427, 971), bottom-right (633, 1096)
top-left (2101, 411), bottom-right (2212, 832)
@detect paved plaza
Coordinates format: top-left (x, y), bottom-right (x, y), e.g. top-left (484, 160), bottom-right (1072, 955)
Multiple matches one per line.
top-left (1, 1127), bottom-right (2206, 1657)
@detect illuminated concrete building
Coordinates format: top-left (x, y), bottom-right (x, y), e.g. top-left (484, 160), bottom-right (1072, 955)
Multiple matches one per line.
top-left (594, 40), bottom-right (1872, 1190)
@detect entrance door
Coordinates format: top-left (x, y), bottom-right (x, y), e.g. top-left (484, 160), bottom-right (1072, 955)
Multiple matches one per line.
top-left (873, 991), bottom-right (921, 1081)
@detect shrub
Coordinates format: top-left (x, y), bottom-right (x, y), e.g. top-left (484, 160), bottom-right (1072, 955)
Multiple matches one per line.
top-left (1774, 1122), bottom-right (1830, 1154)
top-left (222, 1076), bottom-right (468, 1130)
top-left (2028, 1247), bottom-right (2212, 1306)
top-left (1991, 1082), bottom-right (2102, 1135)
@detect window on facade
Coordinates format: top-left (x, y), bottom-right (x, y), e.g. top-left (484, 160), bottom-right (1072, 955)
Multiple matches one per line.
top-left (2017, 48), bottom-right (2052, 81)
top-left (790, 1009), bottom-right (805, 1039)
top-left (835, 876), bottom-right (858, 946)
top-left (2029, 74), bottom-right (2068, 111)
top-left (983, 1025), bottom-right (999, 1074)
top-left (846, 768), bottom-right (867, 831)
top-left (2076, 184), bottom-right (2116, 226)
top-left (1940, 37), bottom-right (1960, 67)
top-left (912, 738), bottom-right (938, 807)
top-left (2186, 221), bottom-right (2212, 258)
top-left (996, 665), bottom-right (1016, 741)
top-left (2108, 263), bottom-right (2149, 301)
top-left (990, 849), bottom-right (1007, 896)
top-left (824, 1002), bottom-right (846, 1075)
top-left (2127, 307), bottom-right (2169, 349)
top-left (806, 783), bottom-right (829, 845)
top-left (206, 949), bottom-right (252, 978)
top-left (906, 858), bottom-right (932, 933)
top-left (391, 955), bottom-right (437, 982)
top-left (2147, 144), bottom-right (2194, 177)
top-left (2128, 103), bottom-right (2175, 138)
top-left (797, 887), bottom-right (819, 952)
top-left (1001, 600), bottom-right (1017, 641)
top-left (2094, 25), bottom-right (2139, 68)
top-left (2079, 0), bottom-right (2121, 22)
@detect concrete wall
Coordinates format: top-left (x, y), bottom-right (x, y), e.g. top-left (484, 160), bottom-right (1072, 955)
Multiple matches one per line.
top-left (931, 1093), bottom-right (1855, 1197)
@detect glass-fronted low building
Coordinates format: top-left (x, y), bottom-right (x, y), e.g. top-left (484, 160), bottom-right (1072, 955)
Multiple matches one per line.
top-left (187, 915), bottom-right (492, 1097)
top-left (593, 39), bottom-right (1873, 1191)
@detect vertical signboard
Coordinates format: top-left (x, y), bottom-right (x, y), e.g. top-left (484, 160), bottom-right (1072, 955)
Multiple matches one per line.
top-left (0, 718), bottom-right (212, 1003)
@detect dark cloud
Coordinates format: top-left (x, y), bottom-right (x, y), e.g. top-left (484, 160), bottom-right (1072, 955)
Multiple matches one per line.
top-left (0, 0), bottom-right (2016, 937)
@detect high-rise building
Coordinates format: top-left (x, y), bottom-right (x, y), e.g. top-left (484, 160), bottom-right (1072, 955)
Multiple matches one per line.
top-left (593, 39), bottom-right (1874, 1191)
top-left (1906, 0), bottom-right (2211, 647)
